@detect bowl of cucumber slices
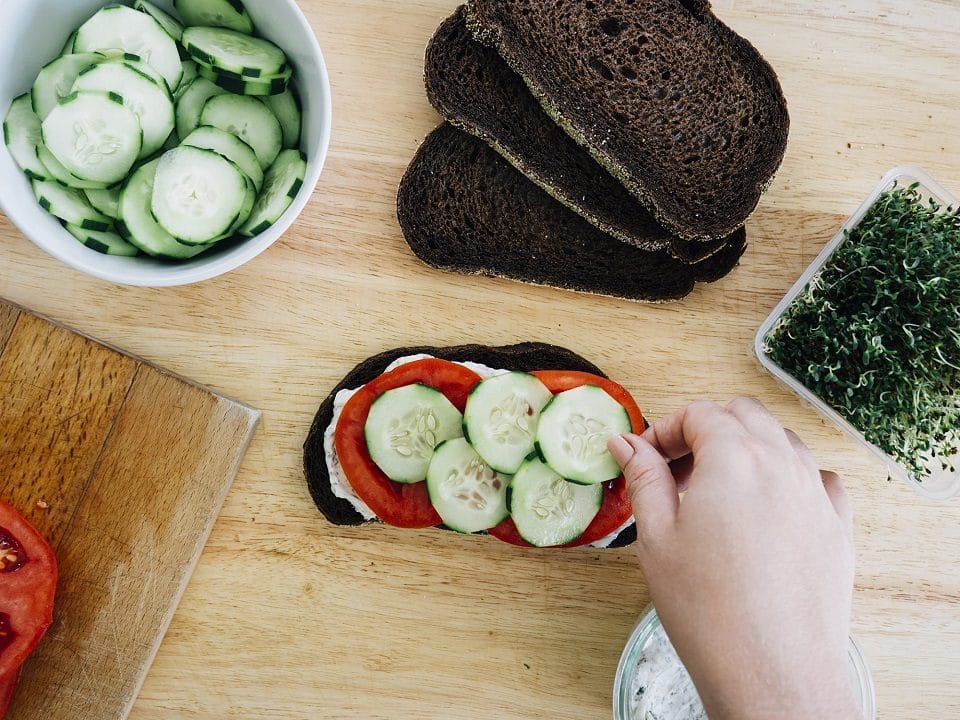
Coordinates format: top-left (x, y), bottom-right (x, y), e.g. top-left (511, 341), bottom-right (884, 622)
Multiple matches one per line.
top-left (0, 0), bottom-right (331, 286)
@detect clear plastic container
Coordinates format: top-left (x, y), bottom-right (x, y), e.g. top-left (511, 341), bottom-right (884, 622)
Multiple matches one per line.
top-left (613, 606), bottom-right (876, 720)
top-left (755, 165), bottom-right (960, 501)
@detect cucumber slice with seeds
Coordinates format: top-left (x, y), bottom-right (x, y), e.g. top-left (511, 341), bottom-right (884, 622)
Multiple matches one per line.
top-left (74, 5), bottom-right (183, 92)
top-left (463, 372), bottom-right (553, 475)
top-left (41, 91), bottom-right (142, 185)
top-left (195, 62), bottom-right (289, 96)
top-left (37, 144), bottom-right (110, 190)
top-left (151, 146), bottom-right (249, 245)
top-left (73, 60), bottom-right (175, 158)
top-left (364, 384), bottom-right (465, 484)
top-left (182, 27), bottom-right (286, 79)
top-left (174, 76), bottom-right (226, 139)
top-left (182, 125), bottom-right (263, 191)
top-left (238, 149), bottom-right (306, 236)
top-left (427, 438), bottom-right (509, 533)
top-left (3, 94), bottom-right (50, 181)
top-left (199, 93), bottom-right (281, 168)
top-left (133, 0), bottom-right (185, 42)
top-left (117, 158), bottom-right (213, 259)
top-left (32, 179), bottom-right (112, 230)
top-left (508, 458), bottom-right (602, 547)
top-left (262, 89), bottom-right (302, 149)
top-left (84, 186), bottom-right (122, 219)
top-left (535, 385), bottom-right (632, 484)
top-left (65, 224), bottom-right (140, 256)
top-left (30, 52), bottom-right (102, 119)
top-left (174, 0), bottom-right (254, 34)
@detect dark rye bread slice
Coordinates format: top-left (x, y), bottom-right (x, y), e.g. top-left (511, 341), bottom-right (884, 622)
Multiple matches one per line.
top-left (397, 124), bottom-right (746, 302)
top-left (303, 342), bottom-right (638, 548)
top-left (425, 6), bottom-right (727, 263)
top-left (466, 0), bottom-right (790, 241)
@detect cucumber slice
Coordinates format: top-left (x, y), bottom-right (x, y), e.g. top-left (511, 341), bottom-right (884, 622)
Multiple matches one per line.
top-left (37, 144), bottom-right (109, 190)
top-left (73, 60), bottom-right (175, 158)
top-left (364, 384), bottom-right (464, 484)
top-left (30, 53), bottom-right (104, 120)
top-left (151, 146), bottom-right (249, 245)
top-left (41, 91), bottom-right (142, 185)
top-left (30, 52), bottom-right (102, 119)
top-left (174, 0), bottom-right (254, 34)
top-left (239, 148), bottom-right (306, 236)
top-left (182, 125), bottom-right (263, 191)
top-left (117, 158), bottom-right (213, 259)
top-left (199, 94), bottom-right (281, 168)
top-left (32, 179), bottom-right (112, 231)
top-left (174, 77), bottom-right (226, 139)
top-left (535, 385), bottom-right (632, 484)
top-left (177, 60), bottom-right (199, 98)
top-left (227, 174), bottom-right (257, 236)
top-left (109, 53), bottom-right (170, 93)
top-left (195, 62), bottom-right (289, 96)
top-left (134, 0), bottom-right (185, 42)
top-left (60, 30), bottom-right (78, 57)
top-left (74, 5), bottom-right (183, 92)
top-left (3, 94), bottom-right (50, 181)
top-left (508, 458), bottom-right (602, 547)
top-left (426, 438), bottom-right (509, 533)
top-left (182, 27), bottom-right (286, 79)
top-left (84, 186), bottom-right (122, 220)
top-left (463, 372), bottom-right (553, 475)
top-left (65, 224), bottom-right (140, 256)
top-left (262, 89), bottom-right (301, 149)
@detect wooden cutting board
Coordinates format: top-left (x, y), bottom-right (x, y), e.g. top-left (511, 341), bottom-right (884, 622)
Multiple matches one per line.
top-left (0, 299), bottom-right (259, 720)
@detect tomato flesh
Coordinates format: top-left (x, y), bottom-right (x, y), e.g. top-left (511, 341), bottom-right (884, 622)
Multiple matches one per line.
top-left (0, 669), bottom-right (18, 718)
top-left (334, 359), bottom-right (482, 528)
top-left (488, 370), bottom-right (644, 548)
top-left (0, 501), bottom-right (57, 680)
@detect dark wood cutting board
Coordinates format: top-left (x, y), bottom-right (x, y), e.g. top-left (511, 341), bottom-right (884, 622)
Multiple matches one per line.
top-left (0, 299), bottom-right (259, 720)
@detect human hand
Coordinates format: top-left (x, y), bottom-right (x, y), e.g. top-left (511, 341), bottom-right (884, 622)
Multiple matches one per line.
top-left (608, 399), bottom-right (861, 720)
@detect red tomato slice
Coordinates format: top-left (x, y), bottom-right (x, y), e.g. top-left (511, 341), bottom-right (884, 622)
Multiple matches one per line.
top-left (488, 370), bottom-right (645, 548)
top-left (0, 500), bottom-right (57, 680)
top-left (0, 669), bottom-right (19, 717)
top-left (334, 359), bottom-right (482, 528)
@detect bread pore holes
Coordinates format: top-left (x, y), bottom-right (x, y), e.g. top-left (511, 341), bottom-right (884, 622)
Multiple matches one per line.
top-left (587, 56), bottom-right (615, 81)
top-left (600, 17), bottom-right (623, 36)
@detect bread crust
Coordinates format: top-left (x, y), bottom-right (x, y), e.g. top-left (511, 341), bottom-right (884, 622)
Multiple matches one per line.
top-left (303, 343), bottom-right (638, 548)
top-left (466, 0), bottom-right (789, 241)
top-left (425, 7), bottom-right (728, 262)
top-left (396, 124), bottom-right (746, 302)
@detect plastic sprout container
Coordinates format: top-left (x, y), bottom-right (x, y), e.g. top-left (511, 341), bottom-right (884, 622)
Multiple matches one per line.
top-left (613, 606), bottom-right (876, 720)
top-left (756, 165), bottom-right (960, 501)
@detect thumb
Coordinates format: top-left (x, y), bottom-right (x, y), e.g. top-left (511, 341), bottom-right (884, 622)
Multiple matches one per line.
top-left (608, 434), bottom-right (679, 545)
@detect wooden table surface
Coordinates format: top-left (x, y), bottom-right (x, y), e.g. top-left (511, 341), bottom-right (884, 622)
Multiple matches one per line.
top-left (2, 1), bottom-right (958, 718)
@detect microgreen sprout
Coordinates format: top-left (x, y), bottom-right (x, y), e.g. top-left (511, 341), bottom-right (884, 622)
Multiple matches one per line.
top-left (765, 182), bottom-right (960, 481)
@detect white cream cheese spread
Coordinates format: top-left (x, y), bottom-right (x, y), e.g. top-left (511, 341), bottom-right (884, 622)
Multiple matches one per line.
top-left (628, 622), bottom-right (706, 720)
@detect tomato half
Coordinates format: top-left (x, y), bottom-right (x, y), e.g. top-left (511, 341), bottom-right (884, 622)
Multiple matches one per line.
top-left (334, 359), bottom-right (482, 528)
top-left (488, 370), bottom-right (644, 548)
top-left (0, 500), bottom-right (57, 680)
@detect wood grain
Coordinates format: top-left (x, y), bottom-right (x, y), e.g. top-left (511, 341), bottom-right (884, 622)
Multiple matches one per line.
top-left (0, 302), bottom-right (259, 720)
top-left (0, 1), bottom-right (958, 719)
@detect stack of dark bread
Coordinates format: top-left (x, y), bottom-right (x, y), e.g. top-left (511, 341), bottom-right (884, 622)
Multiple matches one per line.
top-left (398, 1), bottom-right (789, 302)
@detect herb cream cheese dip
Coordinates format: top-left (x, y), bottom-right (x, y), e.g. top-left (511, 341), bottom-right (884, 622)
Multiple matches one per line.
top-left (614, 607), bottom-right (877, 720)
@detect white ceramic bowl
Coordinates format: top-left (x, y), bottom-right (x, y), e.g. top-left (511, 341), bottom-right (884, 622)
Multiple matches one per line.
top-left (0, 0), bottom-right (331, 287)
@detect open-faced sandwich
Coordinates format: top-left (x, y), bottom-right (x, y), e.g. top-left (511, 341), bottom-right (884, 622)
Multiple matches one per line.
top-left (303, 344), bottom-right (642, 548)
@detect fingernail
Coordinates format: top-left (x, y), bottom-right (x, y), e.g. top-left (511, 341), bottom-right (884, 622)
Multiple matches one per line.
top-left (608, 435), bottom-right (635, 468)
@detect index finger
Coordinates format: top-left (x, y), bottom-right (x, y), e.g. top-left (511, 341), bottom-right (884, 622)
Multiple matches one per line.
top-left (642, 400), bottom-right (748, 461)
